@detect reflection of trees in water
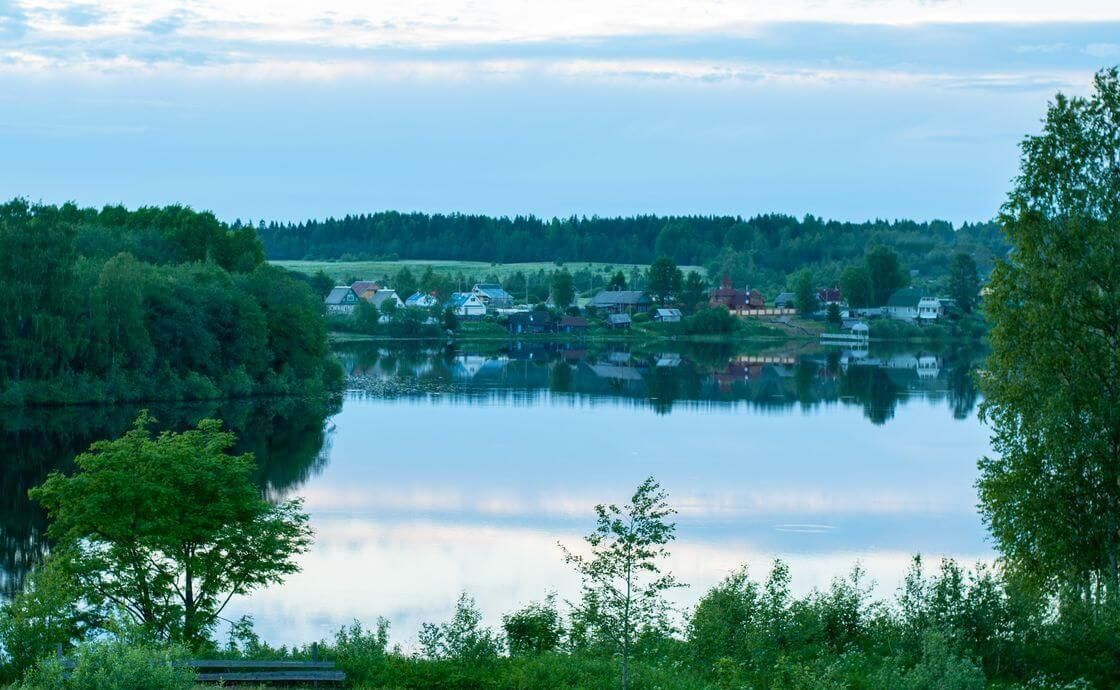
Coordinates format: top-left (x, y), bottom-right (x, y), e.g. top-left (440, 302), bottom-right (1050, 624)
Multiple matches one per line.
top-left (339, 341), bottom-right (986, 425)
top-left (837, 365), bottom-right (905, 426)
top-left (0, 396), bottom-right (340, 599)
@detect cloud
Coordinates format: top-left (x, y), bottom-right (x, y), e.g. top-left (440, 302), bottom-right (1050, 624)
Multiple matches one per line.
top-left (54, 3), bottom-right (105, 27)
top-left (1083, 42), bottom-right (1120, 58)
top-left (0, 0), bottom-right (27, 38)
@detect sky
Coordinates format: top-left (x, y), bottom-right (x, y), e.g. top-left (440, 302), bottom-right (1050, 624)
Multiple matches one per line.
top-left (2, 1), bottom-right (1118, 225)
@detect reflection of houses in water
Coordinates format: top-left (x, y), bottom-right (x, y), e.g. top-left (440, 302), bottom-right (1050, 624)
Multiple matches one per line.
top-left (655, 353), bottom-right (682, 367)
top-left (336, 342), bottom-right (977, 421)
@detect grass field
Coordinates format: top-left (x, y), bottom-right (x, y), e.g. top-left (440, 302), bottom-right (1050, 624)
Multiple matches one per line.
top-left (272, 259), bottom-right (705, 283)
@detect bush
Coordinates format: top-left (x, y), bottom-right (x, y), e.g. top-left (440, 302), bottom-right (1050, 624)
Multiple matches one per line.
top-left (683, 307), bottom-right (738, 335)
top-left (20, 641), bottom-right (194, 690)
top-left (502, 595), bottom-right (564, 656)
top-left (419, 594), bottom-right (502, 663)
top-left (632, 312), bottom-right (651, 323)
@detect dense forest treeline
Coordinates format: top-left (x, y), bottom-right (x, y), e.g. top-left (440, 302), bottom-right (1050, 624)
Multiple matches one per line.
top-left (254, 212), bottom-right (1008, 288)
top-left (0, 199), bottom-right (341, 405)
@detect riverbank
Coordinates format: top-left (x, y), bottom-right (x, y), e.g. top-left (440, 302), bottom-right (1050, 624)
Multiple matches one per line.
top-left (329, 312), bottom-right (987, 347)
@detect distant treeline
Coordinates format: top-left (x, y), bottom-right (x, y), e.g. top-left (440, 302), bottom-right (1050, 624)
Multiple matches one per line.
top-left (0, 199), bottom-right (340, 405)
top-left (254, 212), bottom-right (1008, 286)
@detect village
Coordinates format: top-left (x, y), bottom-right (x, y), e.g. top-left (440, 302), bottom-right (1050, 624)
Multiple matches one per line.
top-left (323, 274), bottom-right (958, 336)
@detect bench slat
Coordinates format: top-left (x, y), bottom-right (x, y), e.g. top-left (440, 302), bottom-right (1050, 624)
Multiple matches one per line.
top-left (196, 671), bottom-right (346, 682)
top-left (188, 660), bottom-right (337, 669)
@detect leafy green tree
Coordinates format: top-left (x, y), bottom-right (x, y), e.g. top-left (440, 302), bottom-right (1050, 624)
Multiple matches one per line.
top-left (979, 68), bottom-right (1120, 598)
top-left (354, 300), bottom-right (380, 334)
top-left (29, 414), bottom-right (313, 646)
top-left (840, 265), bottom-right (874, 308)
top-left (679, 272), bottom-right (708, 313)
top-left (793, 270), bottom-right (817, 315)
top-left (561, 477), bottom-right (682, 690)
top-left (866, 246), bottom-right (909, 305)
top-left (418, 593), bottom-right (501, 662)
top-left (308, 270), bottom-right (335, 298)
top-left (948, 253), bottom-right (980, 314)
top-left (550, 269), bottom-right (575, 309)
top-left (442, 306), bottom-right (460, 332)
top-left (393, 266), bottom-right (418, 298)
top-left (607, 271), bottom-right (627, 291)
top-left (502, 594), bottom-right (564, 656)
top-left (826, 302), bottom-right (842, 326)
top-left (0, 557), bottom-right (91, 679)
top-left (647, 257), bottom-right (682, 305)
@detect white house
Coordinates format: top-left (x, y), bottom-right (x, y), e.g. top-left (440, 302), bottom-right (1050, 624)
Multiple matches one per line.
top-left (917, 297), bottom-right (944, 321)
top-left (368, 289), bottom-right (404, 311)
top-left (447, 292), bottom-right (487, 318)
top-left (472, 283), bottom-right (514, 309)
top-left (654, 308), bottom-right (682, 323)
top-left (405, 292), bottom-right (439, 309)
top-left (324, 286), bottom-right (360, 315)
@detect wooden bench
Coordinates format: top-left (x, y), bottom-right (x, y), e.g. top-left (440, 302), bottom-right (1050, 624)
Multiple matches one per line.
top-left (58, 643), bottom-right (345, 686)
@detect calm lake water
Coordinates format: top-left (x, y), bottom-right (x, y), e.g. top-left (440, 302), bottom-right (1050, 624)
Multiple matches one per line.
top-left (1, 340), bottom-right (992, 647)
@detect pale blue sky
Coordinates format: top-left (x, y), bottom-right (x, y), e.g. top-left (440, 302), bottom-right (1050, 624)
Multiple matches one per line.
top-left (2, 1), bottom-right (1118, 224)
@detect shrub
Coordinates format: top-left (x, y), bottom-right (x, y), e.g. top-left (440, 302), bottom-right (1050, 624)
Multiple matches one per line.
top-left (683, 307), bottom-right (738, 335)
top-left (419, 593), bottom-right (502, 663)
top-left (20, 641), bottom-right (194, 690)
top-left (502, 595), bottom-right (564, 656)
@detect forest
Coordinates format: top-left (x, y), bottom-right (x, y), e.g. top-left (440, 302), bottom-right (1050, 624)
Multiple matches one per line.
top-left (254, 212), bottom-right (1008, 291)
top-left (0, 200), bottom-right (341, 406)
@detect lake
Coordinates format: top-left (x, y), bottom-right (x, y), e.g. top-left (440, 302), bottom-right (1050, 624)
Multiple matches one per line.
top-left (0, 340), bottom-right (992, 648)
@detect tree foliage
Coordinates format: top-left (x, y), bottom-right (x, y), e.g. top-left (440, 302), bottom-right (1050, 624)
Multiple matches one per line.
top-left (866, 245), bottom-right (909, 305)
top-left (948, 253), bottom-right (980, 313)
top-left (258, 212), bottom-right (1006, 297)
top-left (29, 414), bottom-right (313, 645)
top-left (561, 477), bottom-right (682, 690)
top-left (0, 200), bottom-right (338, 405)
top-left (550, 269), bottom-right (575, 308)
top-left (646, 257), bottom-right (682, 304)
top-left (980, 68), bottom-right (1120, 598)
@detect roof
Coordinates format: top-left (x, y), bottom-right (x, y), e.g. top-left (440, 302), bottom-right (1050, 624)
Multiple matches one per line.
top-left (405, 291), bottom-right (435, 305)
top-left (656, 308), bottom-right (682, 317)
top-left (774, 291), bottom-right (795, 305)
top-left (350, 280), bottom-right (380, 296)
top-left (887, 287), bottom-right (924, 308)
top-left (589, 290), bottom-right (649, 307)
top-left (608, 313), bottom-right (632, 325)
top-left (447, 292), bottom-right (483, 308)
top-left (325, 286), bottom-right (355, 305)
top-left (509, 310), bottom-right (553, 326)
top-left (369, 290), bottom-right (401, 308)
top-left (560, 316), bottom-right (589, 328)
top-left (473, 283), bottom-right (513, 299)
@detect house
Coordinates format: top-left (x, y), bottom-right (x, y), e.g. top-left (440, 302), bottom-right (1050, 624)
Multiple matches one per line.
top-left (606, 313), bottom-right (632, 330)
top-left (886, 288), bottom-right (943, 321)
top-left (368, 289), bottom-right (404, 311)
top-left (588, 290), bottom-right (652, 313)
top-left (817, 287), bottom-right (842, 305)
top-left (405, 292), bottom-right (440, 309)
top-left (507, 310), bottom-right (554, 334)
top-left (446, 292), bottom-right (487, 319)
top-left (774, 292), bottom-right (796, 309)
top-left (324, 286), bottom-right (360, 315)
top-left (710, 275), bottom-right (750, 309)
top-left (654, 308), bottom-right (682, 323)
top-left (350, 281), bottom-right (381, 301)
top-left (917, 297), bottom-right (944, 321)
top-left (472, 283), bottom-right (515, 309)
top-left (559, 316), bottom-right (590, 334)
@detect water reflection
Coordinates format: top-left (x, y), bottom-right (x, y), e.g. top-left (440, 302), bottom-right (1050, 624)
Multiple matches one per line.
top-left (0, 396), bottom-right (340, 597)
top-left (336, 341), bottom-right (984, 423)
top-left (2, 341), bottom-right (989, 647)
